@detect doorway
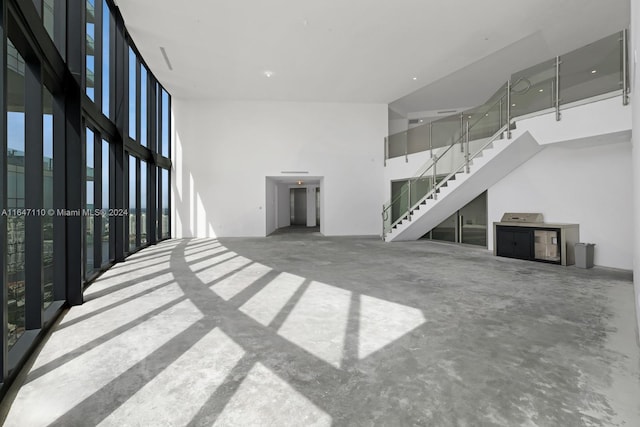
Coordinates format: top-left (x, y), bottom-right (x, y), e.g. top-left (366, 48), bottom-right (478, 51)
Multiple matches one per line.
top-left (265, 177), bottom-right (323, 236)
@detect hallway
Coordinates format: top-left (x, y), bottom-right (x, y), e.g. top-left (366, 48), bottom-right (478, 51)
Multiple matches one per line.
top-left (2, 236), bottom-right (639, 426)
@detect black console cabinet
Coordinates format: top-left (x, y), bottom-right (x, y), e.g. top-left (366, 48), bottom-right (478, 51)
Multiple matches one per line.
top-left (493, 222), bottom-right (579, 266)
top-left (496, 226), bottom-right (534, 260)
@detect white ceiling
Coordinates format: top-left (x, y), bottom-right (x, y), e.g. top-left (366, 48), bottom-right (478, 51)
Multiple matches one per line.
top-left (116, 0), bottom-right (630, 113)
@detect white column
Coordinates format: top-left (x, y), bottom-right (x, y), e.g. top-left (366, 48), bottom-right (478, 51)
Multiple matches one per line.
top-left (306, 186), bottom-right (317, 227)
top-left (632, 2), bottom-right (640, 340)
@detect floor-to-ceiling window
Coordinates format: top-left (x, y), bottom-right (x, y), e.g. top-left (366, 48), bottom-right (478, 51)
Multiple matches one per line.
top-left (129, 155), bottom-right (137, 252)
top-left (85, 128), bottom-right (95, 277)
top-left (7, 39), bottom-right (27, 350)
top-left (0, 0), bottom-right (172, 394)
top-left (43, 87), bottom-right (54, 309)
top-left (101, 139), bottom-right (110, 265)
top-left (140, 161), bottom-right (147, 244)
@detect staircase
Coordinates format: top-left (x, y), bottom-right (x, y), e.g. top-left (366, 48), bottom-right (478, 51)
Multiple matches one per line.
top-left (382, 29), bottom-right (630, 243)
top-left (383, 130), bottom-right (543, 242)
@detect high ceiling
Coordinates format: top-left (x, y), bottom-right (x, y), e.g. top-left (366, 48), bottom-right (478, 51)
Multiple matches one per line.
top-left (115, 0), bottom-right (630, 113)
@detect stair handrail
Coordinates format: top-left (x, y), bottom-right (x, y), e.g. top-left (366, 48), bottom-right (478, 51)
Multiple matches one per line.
top-left (382, 92), bottom-right (508, 236)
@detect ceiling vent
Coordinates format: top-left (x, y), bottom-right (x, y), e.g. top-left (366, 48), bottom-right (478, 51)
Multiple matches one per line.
top-left (437, 109), bottom-right (457, 115)
top-left (408, 119), bottom-right (421, 125)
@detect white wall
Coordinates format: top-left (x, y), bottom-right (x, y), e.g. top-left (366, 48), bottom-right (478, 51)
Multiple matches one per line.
top-left (631, 0), bottom-right (640, 340)
top-left (488, 139), bottom-right (633, 270)
top-left (173, 100), bottom-right (387, 237)
top-left (265, 179), bottom-right (277, 235)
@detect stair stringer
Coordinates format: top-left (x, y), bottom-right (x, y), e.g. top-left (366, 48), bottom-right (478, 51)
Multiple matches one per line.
top-left (385, 131), bottom-right (543, 242)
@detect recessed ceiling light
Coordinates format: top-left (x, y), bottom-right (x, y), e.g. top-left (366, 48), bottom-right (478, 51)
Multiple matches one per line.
top-left (419, 119), bottom-right (423, 123)
top-left (297, 180), bottom-right (303, 185)
top-left (538, 89), bottom-right (544, 92)
top-left (512, 103), bottom-right (516, 107)
top-left (264, 70), bottom-right (274, 78)
top-left (412, 77), bottom-right (417, 81)
top-left (591, 69), bottom-right (597, 74)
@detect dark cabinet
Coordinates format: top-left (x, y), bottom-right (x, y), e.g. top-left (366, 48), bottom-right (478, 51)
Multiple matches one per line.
top-left (493, 223), bottom-right (579, 266)
top-left (496, 226), bottom-right (534, 260)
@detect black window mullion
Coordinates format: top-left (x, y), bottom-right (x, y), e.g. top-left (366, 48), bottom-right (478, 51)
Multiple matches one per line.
top-left (53, 0), bottom-right (65, 58)
top-left (0, 0), bottom-right (9, 382)
top-left (65, 3), bottom-right (84, 306)
top-left (113, 11), bottom-right (126, 262)
top-left (52, 91), bottom-right (65, 302)
top-left (32, 0), bottom-right (42, 16)
top-left (24, 58), bottom-right (44, 330)
top-left (93, 134), bottom-right (101, 269)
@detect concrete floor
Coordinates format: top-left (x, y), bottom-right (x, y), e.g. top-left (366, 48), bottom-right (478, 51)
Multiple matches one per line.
top-left (2, 235), bottom-right (640, 426)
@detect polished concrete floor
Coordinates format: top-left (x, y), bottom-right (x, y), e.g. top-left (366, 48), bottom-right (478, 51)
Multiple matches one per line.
top-left (2, 235), bottom-right (640, 426)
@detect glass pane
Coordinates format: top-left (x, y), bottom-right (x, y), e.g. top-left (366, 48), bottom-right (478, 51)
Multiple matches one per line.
top-left (85, 0), bottom-right (95, 101)
top-left (387, 131), bottom-right (407, 159)
top-left (161, 89), bottom-right (169, 157)
top-left (430, 212), bottom-right (457, 242)
top-left (129, 156), bottom-right (137, 251)
top-left (460, 192), bottom-right (487, 247)
top-left (102, 0), bottom-right (110, 117)
top-left (43, 88), bottom-right (54, 309)
top-left (101, 140), bottom-right (110, 265)
top-left (128, 47), bottom-right (137, 140)
top-left (431, 140), bottom-right (460, 180)
top-left (510, 60), bottom-right (555, 118)
top-left (390, 180), bottom-right (408, 224)
top-left (409, 176), bottom-right (434, 208)
top-left (431, 114), bottom-right (461, 150)
top-left (407, 123), bottom-right (430, 155)
top-left (7, 39), bottom-right (26, 349)
top-left (140, 66), bottom-right (147, 146)
top-left (560, 32), bottom-right (622, 105)
top-left (140, 161), bottom-right (147, 244)
top-left (43, 0), bottom-right (55, 40)
top-left (162, 168), bottom-right (169, 238)
top-left (466, 89), bottom-right (505, 143)
top-left (86, 129), bottom-right (95, 276)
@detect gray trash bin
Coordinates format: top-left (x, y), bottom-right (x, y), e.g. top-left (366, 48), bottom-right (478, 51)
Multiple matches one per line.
top-left (575, 243), bottom-right (595, 268)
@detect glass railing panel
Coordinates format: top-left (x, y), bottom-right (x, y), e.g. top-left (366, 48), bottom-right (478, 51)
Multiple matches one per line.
top-left (387, 131), bottom-right (407, 159)
top-left (468, 99), bottom-right (504, 158)
top-left (390, 180), bottom-right (409, 224)
top-left (407, 122), bottom-right (430, 155)
top-left (510, 59), bottom-right (555, 118)
top-left (430, 140), bottom-right (461, 184)
top-left (409, 176), bottom-right (434, 208)
top-left (431, 114), bottom-right (461, 150)
top-left (560, 31), bottom-right (622, 105)
top-left (466, 96), bottom-right (504, 142)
